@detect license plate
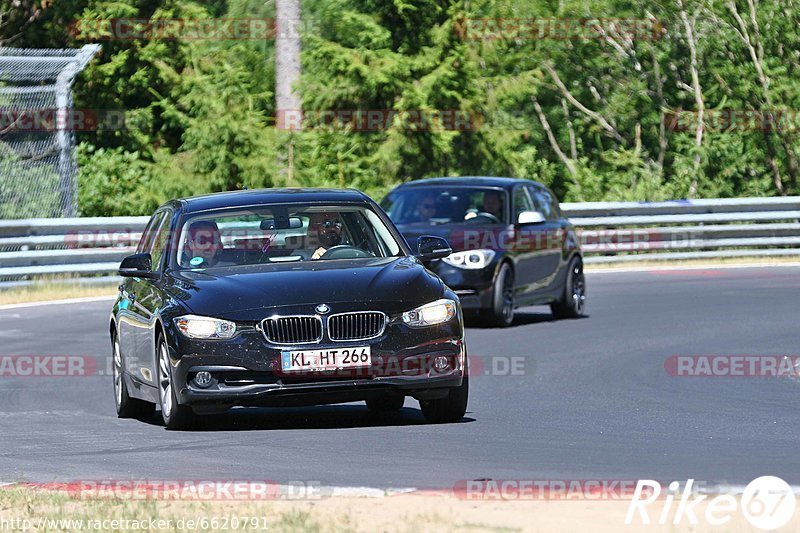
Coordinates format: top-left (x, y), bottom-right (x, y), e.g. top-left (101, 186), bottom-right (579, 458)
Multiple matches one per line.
top-left (281, 346), bottom-right (371, 372)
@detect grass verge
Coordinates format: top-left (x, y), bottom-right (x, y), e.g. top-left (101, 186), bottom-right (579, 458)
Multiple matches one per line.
top-left (584, 255), bottom-right (800, 271)
top-left (0, 280), bottom-right (117, 306)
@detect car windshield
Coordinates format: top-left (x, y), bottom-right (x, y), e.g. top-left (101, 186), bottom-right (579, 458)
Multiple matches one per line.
top-left (174, 204), bottom-right (402, 270)
top-left (382, 186), bottom-right (508, 225)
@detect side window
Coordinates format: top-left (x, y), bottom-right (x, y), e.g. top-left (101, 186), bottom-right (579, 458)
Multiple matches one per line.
top-left (379, 193), bottom-right (396, 218)
top-left (513, 186), bottom-right (534, 223)
top-left (148, 212), bottom-right (172, 272)
top-left (136, 212), bottom-right (164, 254)
top-left (529, 187), bottom-right (553, 220)
top-left (548, 190), bottom-right (562, 219)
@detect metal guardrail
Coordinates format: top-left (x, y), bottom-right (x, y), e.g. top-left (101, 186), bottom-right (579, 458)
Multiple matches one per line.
top-left (562, 196), bottom-right (800, 264)
top-left (0, 197), bottom-right (798, 285)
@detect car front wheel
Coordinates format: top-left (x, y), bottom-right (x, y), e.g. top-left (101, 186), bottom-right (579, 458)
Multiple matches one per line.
top-left (551, 257), bottom-right (586, 319)
top-left (158, 336), bottom-right (195, 430)
top-left (112, 333), bottom-right (155, 419)
top-left (419, 376), bottom-right (469, 424)
top-left (366, 394), bottom-right (405, 413)
top-left (481, 262), bottom-right (514, 327)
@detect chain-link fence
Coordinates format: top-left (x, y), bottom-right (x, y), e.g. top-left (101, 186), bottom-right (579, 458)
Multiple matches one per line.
top-left (0, 45), bottom-right (100, 219)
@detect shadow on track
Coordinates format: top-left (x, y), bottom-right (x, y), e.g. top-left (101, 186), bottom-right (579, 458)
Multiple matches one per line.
top-left (137, 404), bottom-right (476, 432)
top-left (466, 309), bottom-right (590, 329)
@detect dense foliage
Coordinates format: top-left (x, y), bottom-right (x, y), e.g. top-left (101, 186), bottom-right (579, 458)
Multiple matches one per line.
top-left (3, 0), bottom-right (799, 215)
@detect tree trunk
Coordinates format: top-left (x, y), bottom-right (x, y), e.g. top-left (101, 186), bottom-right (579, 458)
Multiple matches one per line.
top-left (276, 0), bottom-right (302, 186)
top-left (677, 0), bottom-right (704, 198)
top-left (275, 0), bottom-right (302, 113)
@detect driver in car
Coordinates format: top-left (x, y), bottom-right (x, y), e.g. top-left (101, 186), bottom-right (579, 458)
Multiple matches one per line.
top-left (182, 220), bottom-right (223, 268)
top-left (464, 190), bottom-right (504, 222)
top-left (482, 190), bottom-right (504, 220)
top-left (309, 212), bottom-right (344, 260)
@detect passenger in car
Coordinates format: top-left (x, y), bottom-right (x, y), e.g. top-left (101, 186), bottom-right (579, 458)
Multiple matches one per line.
top-left (408, 193), bottom-right (437, 223)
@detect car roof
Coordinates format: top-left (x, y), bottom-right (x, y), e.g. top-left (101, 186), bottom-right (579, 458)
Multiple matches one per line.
top-left (173, 188), bottom-right (372, 214)
top-left (393, 176), bottom-right (542, 190)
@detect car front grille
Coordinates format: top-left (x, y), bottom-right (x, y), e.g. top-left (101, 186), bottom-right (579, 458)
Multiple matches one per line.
top-left (261, 316), bottom-right (323, 344)
top-left (328, 311), bottom-right (387, 341)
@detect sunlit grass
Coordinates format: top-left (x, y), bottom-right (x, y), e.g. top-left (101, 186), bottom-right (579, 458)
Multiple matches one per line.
top-left (2, 485), bottom-right (796, 532)
top-left (0, 278), bottom-right (117, 306)
top-left (0, 486), bottom-right (342, 532)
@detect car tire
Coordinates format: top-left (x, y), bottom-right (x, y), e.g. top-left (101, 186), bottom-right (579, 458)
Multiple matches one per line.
top-left (112, 333), bottom-right (155, 419)
top-left (366, 394), bottom-right (405, 413)
top-left (550, 256), bottom-right (586, 319)
top-left (419, 375), bottom-right (469, 424)
top-left (157, 335), bottom-right (195, 430)
top-left (481, 263), bottom-right (514, 327)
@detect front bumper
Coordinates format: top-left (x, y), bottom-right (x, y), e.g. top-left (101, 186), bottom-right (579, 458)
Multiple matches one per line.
top-left (427, 260), bottom-right (496, 310)
top-left (167, 316), bottom-right (466, 410)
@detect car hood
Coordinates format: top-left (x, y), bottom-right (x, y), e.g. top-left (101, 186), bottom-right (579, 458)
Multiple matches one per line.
top-left (165, 256), bottom-right (444, 319)
top-left (397, 223), bottom-right (511, 253)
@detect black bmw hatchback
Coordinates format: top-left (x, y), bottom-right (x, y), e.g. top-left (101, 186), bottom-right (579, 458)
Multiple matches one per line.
top-left (382, 177), bottom-right (586, 327)
top-left (111, 188), bottom-right (467, 429)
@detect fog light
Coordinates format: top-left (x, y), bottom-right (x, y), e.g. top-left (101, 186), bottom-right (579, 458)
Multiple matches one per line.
top-left (433, 356), bottom-right (449, 372)
top-left (195, 371), bottom-right (213, 388)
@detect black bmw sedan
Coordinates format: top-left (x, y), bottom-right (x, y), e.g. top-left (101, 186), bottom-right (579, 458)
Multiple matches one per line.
top-left (111, 188), bottom-right (467, 429)
top-left (382, 177), bottom-right (586, 327)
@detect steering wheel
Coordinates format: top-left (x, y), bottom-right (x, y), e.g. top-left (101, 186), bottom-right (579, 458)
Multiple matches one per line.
top-left (320, 245), bottom-right (373, 259)
top-left (465, 212), bottom-right (500, 224)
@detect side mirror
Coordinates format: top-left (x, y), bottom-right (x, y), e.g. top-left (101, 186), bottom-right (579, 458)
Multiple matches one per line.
top-left (517, 210), bottom-right (546, 225)
top-left (416, 235), bottom-right (452, 261)
top-left (119, 253), bottom-right (157, 278)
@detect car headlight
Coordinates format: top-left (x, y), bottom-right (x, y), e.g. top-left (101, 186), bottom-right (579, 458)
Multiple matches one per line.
top-left (402, 298), bottom-right (457, 327)
top-left (174, 315), bottom-right (237, 339)
top-left (442, 249), bottom-right (495, 269)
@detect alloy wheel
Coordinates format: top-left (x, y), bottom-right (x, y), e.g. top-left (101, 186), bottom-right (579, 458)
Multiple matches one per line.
top-left (113, 338), bottom-right (123, 408)
top-left (571, 265), bottom-right (586, 314)
top-left (501, 269), bottom-right (514, 321)
top-left (158, 342), bottom-right (173, 419)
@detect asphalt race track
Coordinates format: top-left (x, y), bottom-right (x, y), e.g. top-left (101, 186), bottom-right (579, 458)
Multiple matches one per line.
top-left (1, 266), bottom-right (798, 489)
